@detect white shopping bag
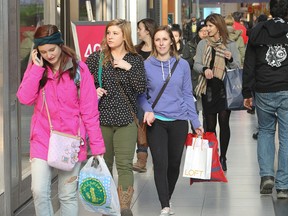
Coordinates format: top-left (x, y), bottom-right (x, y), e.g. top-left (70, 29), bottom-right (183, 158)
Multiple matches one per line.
top-left (183, 137), bottom-right (212, 179)
top-left (192, 137), bottom-right (209, 148)
top-left (78, 156), bottom-right (120, 216)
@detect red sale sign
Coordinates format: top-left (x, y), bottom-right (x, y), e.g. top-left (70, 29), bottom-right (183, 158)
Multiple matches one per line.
top-left (71, 21), bottom-right (108, 61)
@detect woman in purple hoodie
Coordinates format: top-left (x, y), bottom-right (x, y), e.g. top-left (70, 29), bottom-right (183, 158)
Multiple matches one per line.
top-left (138, 25), bottom-right (203, 216)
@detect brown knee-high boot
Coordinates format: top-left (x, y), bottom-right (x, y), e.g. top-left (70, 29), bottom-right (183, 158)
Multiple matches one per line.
top-left (117, 186), bottom-right (134, 216)
top-left (132, 152), bottom-right (148, 173)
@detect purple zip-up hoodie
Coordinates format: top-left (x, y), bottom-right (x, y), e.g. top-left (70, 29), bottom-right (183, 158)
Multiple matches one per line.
top-left (138, 56), bottom-right (201, 129)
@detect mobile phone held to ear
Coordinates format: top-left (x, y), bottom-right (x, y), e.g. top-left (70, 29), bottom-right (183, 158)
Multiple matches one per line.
top-left (37, 51), bottom-right (41, 59)
top-left (35, 51), bottom-right (41, 64)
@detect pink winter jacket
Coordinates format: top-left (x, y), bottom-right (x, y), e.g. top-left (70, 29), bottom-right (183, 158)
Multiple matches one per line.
top-left (17, 60), bottom-right (105, 161)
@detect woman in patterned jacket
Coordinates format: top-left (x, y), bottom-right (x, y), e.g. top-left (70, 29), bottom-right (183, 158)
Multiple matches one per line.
top-left (86, 19), bottom-right (146, 216)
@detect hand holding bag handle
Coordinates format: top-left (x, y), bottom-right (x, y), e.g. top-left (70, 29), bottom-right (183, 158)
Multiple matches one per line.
top-left (78, 156), bottom-right (121, 215)
top-left (183, 135), bottom-right (213, 180)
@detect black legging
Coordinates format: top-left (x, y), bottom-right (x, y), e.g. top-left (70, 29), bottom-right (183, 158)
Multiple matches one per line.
top-left (147, 119), bottom-right (188, 209)
top-left (205, 110), bottom-right (231, 158)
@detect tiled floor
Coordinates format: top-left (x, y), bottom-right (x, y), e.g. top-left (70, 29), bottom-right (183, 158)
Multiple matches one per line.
top-left (16, 111), bottom-right (288, 216)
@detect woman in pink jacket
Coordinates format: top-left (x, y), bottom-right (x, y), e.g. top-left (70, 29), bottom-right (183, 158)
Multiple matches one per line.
top-left (17, 24), bottom-right (105, 216)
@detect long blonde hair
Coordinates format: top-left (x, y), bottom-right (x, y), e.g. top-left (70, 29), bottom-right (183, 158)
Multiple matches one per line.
top-left (224, 14), bottom-right (235, 26)
top-left (101, 19), bottom-right (137, 65)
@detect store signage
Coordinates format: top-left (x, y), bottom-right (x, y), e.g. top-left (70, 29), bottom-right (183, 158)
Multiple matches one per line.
top-left (71, 21), bottom-right (108, 61)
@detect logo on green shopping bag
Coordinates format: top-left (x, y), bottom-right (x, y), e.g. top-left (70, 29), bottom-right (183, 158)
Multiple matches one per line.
top-left (80, 178), bottom-right (107, 206)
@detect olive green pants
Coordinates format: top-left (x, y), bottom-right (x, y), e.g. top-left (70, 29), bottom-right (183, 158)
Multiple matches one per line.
top-left (101, 122), bottom-right (137, 191)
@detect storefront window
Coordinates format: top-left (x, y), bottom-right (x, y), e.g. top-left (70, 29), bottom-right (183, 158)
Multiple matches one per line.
top-left (79, 0), bottom-right (96, 21)
top-left (19, 0), bottom-right (44, 178)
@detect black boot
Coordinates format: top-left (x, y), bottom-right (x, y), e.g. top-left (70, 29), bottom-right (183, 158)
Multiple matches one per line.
top-left (220, 156), bottom-right (227, 171)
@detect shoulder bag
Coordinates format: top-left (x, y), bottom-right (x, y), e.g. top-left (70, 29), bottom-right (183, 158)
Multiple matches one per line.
top-left (43, 74), bottom-right (83, 171)
top-left (223, 67), bottom-right (245, 110)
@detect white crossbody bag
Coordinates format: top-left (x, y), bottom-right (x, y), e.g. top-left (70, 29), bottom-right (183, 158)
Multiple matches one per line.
top-left (43, 89), bottom-right (82, 171)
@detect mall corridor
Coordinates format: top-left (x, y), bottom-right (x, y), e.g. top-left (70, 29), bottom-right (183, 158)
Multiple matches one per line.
top-left (15, 111), bottom-right (288, 216)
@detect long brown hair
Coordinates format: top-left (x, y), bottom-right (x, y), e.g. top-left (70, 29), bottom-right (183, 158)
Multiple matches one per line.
top-left (34, 25), bottom-right (78, 88)
top-left (100, 19), bottom-right (137, 66)
top-left (135, 18), bottom-right (158, 53)
top-left (205, 13), bottom-right (230, 45)
top-left (151, 25), bottom-right (179, 60)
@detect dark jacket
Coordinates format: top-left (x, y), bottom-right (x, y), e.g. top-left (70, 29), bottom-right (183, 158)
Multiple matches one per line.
top-left (183, 20), bottom-right (197, 43)
top-left (182, 35), bottom-right (201, 94)
top-left (242, 18), bottom-right (288, 98)
top-left (86, 52), bottom-right (146, 126)
top-left (177, 40), bottom-right (184, 56)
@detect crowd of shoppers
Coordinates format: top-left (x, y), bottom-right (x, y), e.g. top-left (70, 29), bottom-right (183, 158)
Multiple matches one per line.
top-left (17, 2), bottom-right (288, 216)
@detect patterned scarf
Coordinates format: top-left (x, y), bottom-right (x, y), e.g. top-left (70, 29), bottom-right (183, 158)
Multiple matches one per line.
top-left (195, 37), bottom-right (227, 97)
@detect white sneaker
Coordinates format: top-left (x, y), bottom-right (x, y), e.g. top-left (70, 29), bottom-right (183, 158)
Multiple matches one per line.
top-left (169, 202), bottom-right (175, 215)
top-left (159, 207), bottom-right (170, 216)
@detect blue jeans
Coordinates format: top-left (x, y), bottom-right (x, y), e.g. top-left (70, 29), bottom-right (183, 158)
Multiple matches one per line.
top-left (31, 158), bottom-right (81, 216)
top-left (255, 91), bottom-right (288, 189)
